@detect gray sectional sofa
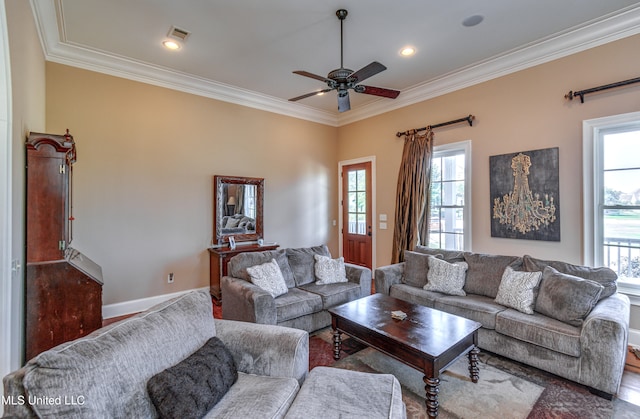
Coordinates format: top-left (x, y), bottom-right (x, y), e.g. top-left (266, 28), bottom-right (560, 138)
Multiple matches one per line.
top-left (222, 245), bottom-right (372, 332)
top-left (3, 290), bottom-right (405, 418)
top-left (375, 246), bottom-right (630, 398)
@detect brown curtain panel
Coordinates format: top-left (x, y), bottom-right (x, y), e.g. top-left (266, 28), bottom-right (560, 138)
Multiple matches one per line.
top-left (391, 129), bottom-right (434, 263)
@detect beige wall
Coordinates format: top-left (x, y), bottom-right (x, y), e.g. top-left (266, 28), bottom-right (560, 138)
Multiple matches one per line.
top-left (339, 34), bottom-right (640, 265)
top-left (338, 33), bottom-right (640, 328)
top-left (46, 63), bottom-right (339, 304)
top-left (5, 0), bottom-right (46, 368)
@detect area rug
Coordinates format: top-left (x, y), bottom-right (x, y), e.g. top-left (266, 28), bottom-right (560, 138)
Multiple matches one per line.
top-left (309, 328), bottom-right (640, 419)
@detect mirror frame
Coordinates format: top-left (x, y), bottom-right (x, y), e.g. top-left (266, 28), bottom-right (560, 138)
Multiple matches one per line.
top-left (213, 175), bottom-right (264, 244)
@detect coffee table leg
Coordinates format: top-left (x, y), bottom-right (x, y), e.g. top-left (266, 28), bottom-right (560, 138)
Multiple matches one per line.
top-left (424, 375), bottom-right (440, 418)
top-left (468, 346), bottom-right (480, 383)
top-left (332, 329), bottom-right (342, 360)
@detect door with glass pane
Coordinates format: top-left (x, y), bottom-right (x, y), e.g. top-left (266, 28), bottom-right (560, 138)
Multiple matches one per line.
top-left (342, 162), bottom-right (372, 268)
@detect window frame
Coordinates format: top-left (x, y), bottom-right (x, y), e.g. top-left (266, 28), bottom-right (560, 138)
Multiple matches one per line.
top-left (583, 111), bottom-right (640, 296)
top-left (428, 140), bottom-right (472, 251)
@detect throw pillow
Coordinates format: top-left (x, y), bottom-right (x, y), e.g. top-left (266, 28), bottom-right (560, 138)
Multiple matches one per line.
top-left (535, 266), bottom-right (604, 327)
top-left (402, 250), bottom-right (432, 288)
top-left (147, 337), bottom-right (238, 419)
top-left (424, 256), bottom-right (468, 296)
top-left (246, 259), bottom-right (289, 298)
top-left (523, 255), bottom-right (617, 300)
top-left (314, 254), bottom-right (348, 285)
top-left (228, 249), bottom-right (295, 288)
top-left (286, 245), bottom-right (331, 286)
top-left (463, 253), bottom-right (522, 298)
top-left (494, 266), bottom-right (543, 314)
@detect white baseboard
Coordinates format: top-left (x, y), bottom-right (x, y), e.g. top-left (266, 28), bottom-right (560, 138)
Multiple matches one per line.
top-left (102, 287), bottom-right (209, 320)
top-left (629, 328), bottom-right (640, 348)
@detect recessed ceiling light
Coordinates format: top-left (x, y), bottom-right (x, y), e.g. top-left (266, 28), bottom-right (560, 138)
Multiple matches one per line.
top-left (400, 46), bottom-right (416, 57)
top-left (162, 40), bottom-right (181, 50)
top-left (462, 15), bottom-right (484, 27)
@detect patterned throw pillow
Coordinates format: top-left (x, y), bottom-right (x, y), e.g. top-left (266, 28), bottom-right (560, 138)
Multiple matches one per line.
top-left (494, 266), bottom-right (543, 314)
top-left (314, 254), bottom-right (348, 285)
top-left (424, 256), bottom-right (468, 296)
top-left (246, 259), bottom-right (289, 298)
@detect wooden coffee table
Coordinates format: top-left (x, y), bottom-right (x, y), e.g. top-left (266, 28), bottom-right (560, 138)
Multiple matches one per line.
top-left (329, 293), bottom-right (482, 418)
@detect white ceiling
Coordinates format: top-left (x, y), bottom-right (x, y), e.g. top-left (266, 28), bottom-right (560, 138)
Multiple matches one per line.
top-left (32, 0), bottom-right (640, 126)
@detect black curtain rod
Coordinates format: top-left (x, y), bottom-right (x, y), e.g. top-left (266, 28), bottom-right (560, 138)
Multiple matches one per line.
top-left (396, 115), bottom-right (475, 137)
top-left (565, 76), bottom-right (640, 103)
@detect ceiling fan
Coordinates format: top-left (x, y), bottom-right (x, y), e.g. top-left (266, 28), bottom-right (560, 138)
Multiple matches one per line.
top-left (289, 9), bottom-right (401, 113)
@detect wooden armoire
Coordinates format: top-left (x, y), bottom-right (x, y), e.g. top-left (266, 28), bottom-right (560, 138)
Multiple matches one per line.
top-left (25, 130), bottom-right (103, 360)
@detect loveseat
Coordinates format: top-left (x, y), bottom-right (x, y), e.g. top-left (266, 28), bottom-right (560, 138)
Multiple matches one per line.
top-left (3, 290), bottom-right (405, 418)
top-left (374, 246), bottom-right (630, 398)
top-left (222, 245), bottom-right (372, 332)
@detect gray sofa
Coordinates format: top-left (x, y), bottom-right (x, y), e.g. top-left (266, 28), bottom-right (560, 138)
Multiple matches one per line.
top-left (3, 290), bottom-right (405, 418)
top-left (375, 247), bottom-right (630, 398)
top-left (222, 245), bottom-right (372, 332)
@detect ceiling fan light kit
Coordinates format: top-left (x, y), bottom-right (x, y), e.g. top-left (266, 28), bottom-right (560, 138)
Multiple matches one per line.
top-left (289, 9), bottom-right (400, 113)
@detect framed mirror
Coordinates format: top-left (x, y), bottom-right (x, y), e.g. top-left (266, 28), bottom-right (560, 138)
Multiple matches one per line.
top-left (213, 175), bottom-right (264, 244)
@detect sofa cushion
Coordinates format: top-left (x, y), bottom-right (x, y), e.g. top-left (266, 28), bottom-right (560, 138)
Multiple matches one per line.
top-left (494, 266), bottom-right (543, 315)
top-left (299, 281), bottom-right (362, 309)
top-left (147, 337), bottom-right (238, 419)
top-left (424, 257), bottom-right (468, 296)
top-left (287, 245), bottom-right (331, 286)
top-left (463, 253), bottom-right (522, 298)
top-left (314, 254), bottom-right (347, 284)
top-left (204, 372), bottom-right (299, 419)
top-left (535, 266), bottom-right (604, 327)
top-left (284, 366), bottom-right (405, 419)
top-left (389, 283), bottom-right (441, 308)
top-left (523, 254), bottom-right (616, 300)
top-left (229, 249), bottom-right (296, 288)
top-left (495, 309), bottom-right (582, 357)
top-left (275, 288), bottom-right (323, 322)
top-left (402, 250), bottom-right (432, 288)
top-left (434, 294), bottom-right (506, 330)
top-left (415, 245), bottom-right (465, 262)
top-left (247, 259), bottom-right (289, 298)
top-left (21, 291), bottom-right (216, 418)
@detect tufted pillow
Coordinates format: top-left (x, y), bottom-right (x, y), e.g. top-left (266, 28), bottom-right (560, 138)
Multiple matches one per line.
top-left (523, 255), bottom-right (616, 300)
top-left (535, 266), bottom-right (604, 327)
top-left (246, 259), bottom-right (289, 298)
top-left (424, 256), bottom-right (468, 296)
top-left (402, 250), bottom-right (434, 287)
top-left (494, 266), bottom-right (543, 314)
top-left (314, 254), bottom-right (348, 284)
top-left (147, 337), bottom-right (237, 419)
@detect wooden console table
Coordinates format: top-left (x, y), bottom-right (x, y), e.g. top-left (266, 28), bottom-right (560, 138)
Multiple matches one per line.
top-left (208, 243), bottom-right (278, 304)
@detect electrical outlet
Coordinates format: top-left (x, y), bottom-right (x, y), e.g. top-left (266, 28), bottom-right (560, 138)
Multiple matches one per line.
top-left (167, 273), bottom-right (174, 283)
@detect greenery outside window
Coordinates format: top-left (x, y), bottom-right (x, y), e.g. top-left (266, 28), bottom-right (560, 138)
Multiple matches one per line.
top-left (428, 141), bottom-right (472, 251)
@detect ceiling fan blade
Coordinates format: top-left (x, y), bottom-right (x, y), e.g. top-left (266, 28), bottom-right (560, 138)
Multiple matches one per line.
top-left (359, 85), bottom-right (401, 99)
top-left (289, 88), bottom-right (334, 102)
top-left (293, 70), bottom-right (333, 84)
top-left (337, 91), bottom-right (351, 113)
top-left (349, 61), bottom-right (387, 83)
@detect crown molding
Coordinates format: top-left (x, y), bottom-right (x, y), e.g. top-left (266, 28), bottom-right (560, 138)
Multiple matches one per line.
top-left (338, 5), bottom-right (640, 126)
top-left (31, 1), bottom-right (640, 128)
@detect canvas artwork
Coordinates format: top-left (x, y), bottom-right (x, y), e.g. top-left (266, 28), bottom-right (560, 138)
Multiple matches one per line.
top-left (490, 147), bottom-right (560, 241)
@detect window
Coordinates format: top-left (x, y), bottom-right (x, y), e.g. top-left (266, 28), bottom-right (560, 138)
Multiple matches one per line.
top-left (584, 112), bottom-right (640, 293)
top-left (428, 141), bottom-right (472, 251)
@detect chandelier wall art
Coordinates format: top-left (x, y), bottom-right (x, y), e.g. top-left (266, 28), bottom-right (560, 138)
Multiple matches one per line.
top-left (490, 147), bottom-right (560, 241)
